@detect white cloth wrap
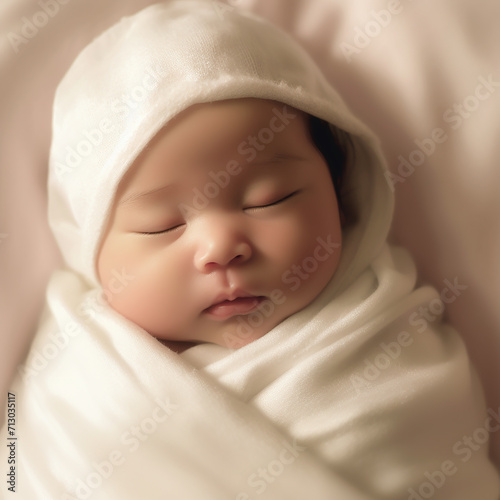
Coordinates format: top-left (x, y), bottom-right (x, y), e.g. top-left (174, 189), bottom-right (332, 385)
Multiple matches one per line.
top-left (1, 1), bottom-right (498, 499)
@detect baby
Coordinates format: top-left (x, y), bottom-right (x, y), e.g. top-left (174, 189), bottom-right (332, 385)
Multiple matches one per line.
top-left (2, 2), bottom-right (499, 499)
top-left (96, 98), bottom-right (345, 352)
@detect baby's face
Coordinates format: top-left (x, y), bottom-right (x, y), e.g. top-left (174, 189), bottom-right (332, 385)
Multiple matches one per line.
top-left (97, 99), bottom-right (342, 348)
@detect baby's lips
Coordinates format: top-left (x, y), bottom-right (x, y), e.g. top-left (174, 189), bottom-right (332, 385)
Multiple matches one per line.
top-left (204, 288), bottom-right (258, 308)
top-left (203, 295), bottom-right (265, 320)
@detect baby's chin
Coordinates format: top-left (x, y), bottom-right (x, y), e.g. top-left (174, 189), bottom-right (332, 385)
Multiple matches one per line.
top-left (155, 321), bottom-right (274, 352)
top-left (156, 333), bottom-right (263, 352)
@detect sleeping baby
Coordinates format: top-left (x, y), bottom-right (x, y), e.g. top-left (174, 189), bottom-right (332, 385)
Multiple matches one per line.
top-left (96, 97), bottom-right (346, 353)
top-left (2, 1), bottom-right (499, 499)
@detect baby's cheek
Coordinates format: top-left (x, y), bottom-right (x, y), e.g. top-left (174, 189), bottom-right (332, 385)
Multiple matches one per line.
top-left (98, 242), bottom-right (150, 320)
top-left (103, 273), bottom-right (165, 334)
top-left (102, 253), bottom-right (191, 337)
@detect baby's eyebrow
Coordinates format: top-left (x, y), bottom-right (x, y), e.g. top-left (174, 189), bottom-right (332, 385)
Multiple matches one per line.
top-left (249, 153), bottom-right (306, 166)
top-left (119, 184), bottom-right (175, 206)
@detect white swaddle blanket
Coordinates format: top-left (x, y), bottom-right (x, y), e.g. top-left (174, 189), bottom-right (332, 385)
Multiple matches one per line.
top-left (1, 1), bottom-right (499, 499)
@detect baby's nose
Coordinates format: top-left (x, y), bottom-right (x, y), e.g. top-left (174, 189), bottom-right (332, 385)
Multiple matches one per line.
top-left (194, 219), bottom-right (252, 273)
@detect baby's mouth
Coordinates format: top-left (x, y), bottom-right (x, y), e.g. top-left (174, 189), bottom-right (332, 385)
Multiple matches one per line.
top-left (203, 296), bottom-right (266, 320)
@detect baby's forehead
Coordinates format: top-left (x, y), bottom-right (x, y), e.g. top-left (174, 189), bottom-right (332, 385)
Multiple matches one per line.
top-left (114, 99), bottom-right (313, 201)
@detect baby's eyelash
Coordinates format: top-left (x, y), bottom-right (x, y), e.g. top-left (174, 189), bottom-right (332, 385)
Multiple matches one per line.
top-left (249, 190), bottom-right (300, 209)
top-left (139, 224), bottom-right (184, 236)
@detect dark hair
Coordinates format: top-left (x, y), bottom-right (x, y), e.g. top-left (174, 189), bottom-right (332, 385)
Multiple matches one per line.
top-left (308, 115), bottom-right (352, 224)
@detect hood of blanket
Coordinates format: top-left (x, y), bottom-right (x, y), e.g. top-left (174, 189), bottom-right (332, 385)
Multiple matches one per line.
top-left (48, 0), bottom-right (394, 290)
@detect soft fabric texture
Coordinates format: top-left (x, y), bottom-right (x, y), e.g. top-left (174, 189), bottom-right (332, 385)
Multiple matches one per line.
top-left (2, 0), bottom-right (499, 467)
top-left (1, 1), bottom-right (499, 499)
